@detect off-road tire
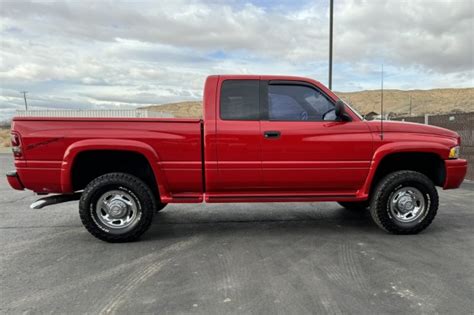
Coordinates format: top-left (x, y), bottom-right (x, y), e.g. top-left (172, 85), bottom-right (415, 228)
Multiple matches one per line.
top-left (338, 201), bottom-right (370, 211)
top-left (79, 172), bottom-right (155, 242)
top-left (370, 170), bottom-right (438, 234)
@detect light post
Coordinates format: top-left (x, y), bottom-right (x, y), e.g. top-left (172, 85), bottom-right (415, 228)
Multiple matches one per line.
top-left (328, 0), bottom-right (334, 90)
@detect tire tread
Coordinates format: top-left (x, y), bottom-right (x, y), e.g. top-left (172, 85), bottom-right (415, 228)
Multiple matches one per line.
top-left (79, 172), bottom-right (155, 243)
top-left (370, 170), bottom-right (439, 234)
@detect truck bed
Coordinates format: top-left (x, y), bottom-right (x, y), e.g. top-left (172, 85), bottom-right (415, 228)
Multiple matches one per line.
top-left (11, 117), bottom-right (203, 197)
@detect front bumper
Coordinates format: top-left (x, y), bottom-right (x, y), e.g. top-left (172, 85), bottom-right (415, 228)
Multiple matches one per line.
top-left (6, 171), bottom-right (25, 190)
top-left (444, 159), bottom-right (468, 189)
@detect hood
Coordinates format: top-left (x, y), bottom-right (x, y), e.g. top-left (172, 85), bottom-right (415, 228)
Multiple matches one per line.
top-left (366, 120), bottom-right (458, 139)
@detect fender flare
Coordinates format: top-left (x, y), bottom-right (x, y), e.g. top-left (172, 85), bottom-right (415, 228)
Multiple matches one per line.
top-left (60, 139), bottom-right (170, 200)
top-left (358, 141), bottom-right (447, 198)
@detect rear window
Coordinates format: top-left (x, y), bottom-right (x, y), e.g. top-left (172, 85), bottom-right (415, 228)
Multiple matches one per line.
top-left (220, 80), bottom-right (259, 120)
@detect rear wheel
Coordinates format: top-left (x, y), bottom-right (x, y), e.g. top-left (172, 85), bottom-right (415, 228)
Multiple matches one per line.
top-left (370, 170), bottom-right (438, 234)
top-left (338, 201), bottom-right (369, 211)
top-left (79, 172), bottom-right (155, 242)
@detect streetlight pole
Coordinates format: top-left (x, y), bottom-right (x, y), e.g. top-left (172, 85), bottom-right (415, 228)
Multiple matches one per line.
top-left (328, 0), bottom-right (334, 90)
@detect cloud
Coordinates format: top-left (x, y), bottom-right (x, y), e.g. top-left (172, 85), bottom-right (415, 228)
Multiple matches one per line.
top-left (0, 0), bottom-right (472, 121)
top-left (335, 0), bottom-right (473, 74)
top-left (0, 0), bottom-right (328, 62)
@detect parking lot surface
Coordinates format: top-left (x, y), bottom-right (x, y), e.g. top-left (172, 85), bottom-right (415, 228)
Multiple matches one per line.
top-left (1, 153), bottom-right (473, 314)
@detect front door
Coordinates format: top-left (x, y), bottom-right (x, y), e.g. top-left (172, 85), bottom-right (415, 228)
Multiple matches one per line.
top-left (260, 81), bottom-right (373, 194)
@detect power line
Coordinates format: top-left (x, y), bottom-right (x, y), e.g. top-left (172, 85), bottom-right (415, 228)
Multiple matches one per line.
top-left (21, 91), bottom-right (28, 111)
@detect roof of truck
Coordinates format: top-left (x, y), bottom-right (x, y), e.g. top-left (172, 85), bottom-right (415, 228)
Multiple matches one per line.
top-left (209, 74), bottom-right (323, 82)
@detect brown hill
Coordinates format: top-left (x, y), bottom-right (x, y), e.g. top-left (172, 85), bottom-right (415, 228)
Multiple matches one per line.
top-left (145, 101), bottom-right (203, 118)
top-left (0, 129), bottom-right (10, 147)
top-left (339, 88), bottom-right (473, 116)
top-left (142, 88), bottom-right (474, 118)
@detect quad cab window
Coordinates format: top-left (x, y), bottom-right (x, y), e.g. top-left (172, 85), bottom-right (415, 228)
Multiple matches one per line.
top-left (220, 80), bottom-right (260, 120)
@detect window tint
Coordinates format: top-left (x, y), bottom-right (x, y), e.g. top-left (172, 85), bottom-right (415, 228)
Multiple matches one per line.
top-left (220, 80), bottom-right (259, 120)
top-left (268, 85), bottom-right (335, 121)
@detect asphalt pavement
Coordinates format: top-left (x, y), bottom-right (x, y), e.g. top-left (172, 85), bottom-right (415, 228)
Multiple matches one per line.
top-left (1, 153), bottom-right (473, 314)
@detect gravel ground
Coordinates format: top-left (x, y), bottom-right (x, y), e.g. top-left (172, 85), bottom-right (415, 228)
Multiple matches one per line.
top-left (1, 153), bottom-right (473, 314)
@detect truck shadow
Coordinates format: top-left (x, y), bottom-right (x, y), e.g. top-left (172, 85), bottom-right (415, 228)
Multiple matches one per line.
top-left (143, 203), bottom-right (384, 241)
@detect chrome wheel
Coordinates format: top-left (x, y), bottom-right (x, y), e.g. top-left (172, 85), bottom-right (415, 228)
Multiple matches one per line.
top-left (95, 190), bottom-right (141, 230)
top-left (389, 186), bottom-right (426, 223)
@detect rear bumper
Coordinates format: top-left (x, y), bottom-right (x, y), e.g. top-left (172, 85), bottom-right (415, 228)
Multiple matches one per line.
top-left (6, 171), bottom-right (25, 190)
top-left (444, 159), bottom-right (468, 189)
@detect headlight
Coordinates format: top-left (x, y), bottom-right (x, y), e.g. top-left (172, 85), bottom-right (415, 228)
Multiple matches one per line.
top-left (449, 146), bottom-right (460, 159)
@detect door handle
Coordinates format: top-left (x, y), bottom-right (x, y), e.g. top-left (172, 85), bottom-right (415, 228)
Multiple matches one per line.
top-left (264, 131), bottom-right (281, 139)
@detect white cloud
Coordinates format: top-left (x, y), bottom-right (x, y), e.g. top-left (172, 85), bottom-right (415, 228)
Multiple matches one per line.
top-left (335, 0), bottom-right (473, 74)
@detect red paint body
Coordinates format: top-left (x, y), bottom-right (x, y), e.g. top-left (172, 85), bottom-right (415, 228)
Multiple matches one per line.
top-left (7, 75), bottom-right (467, 203)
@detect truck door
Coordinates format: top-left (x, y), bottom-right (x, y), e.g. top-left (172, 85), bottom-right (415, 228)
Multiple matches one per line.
top-left (214, 78), bottom-right (263, 192)
top-left (259, 81), bottom-right (373, 194)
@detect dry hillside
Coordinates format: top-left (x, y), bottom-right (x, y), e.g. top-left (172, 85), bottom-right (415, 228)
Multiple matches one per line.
top-left (142, 88), bottom-right (474, 118)
top-left (339, 88), bottom-right (473, 116)
top-left (148, 101), bottom-right (203, 118)
top-left (0, 129), bottom-right (10, 147)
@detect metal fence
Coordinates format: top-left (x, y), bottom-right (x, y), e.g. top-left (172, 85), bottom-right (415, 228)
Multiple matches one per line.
top-left (15, 109), bottom-right (174, 118)
top-left (393, 112), bottom-right (474, 180)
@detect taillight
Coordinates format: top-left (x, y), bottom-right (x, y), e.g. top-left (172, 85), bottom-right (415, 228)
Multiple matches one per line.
top-left (11, 133), bottom-right (22, 158)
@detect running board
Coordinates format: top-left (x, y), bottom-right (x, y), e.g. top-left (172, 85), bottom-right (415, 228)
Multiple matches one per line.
top-left (205, 194), bottom-right (357, 203)
top-left (30, 193), bottom-right (82, 209)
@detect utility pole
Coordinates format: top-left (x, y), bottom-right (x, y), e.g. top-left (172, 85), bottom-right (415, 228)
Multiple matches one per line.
top-left (21, 91), bottom-right (28, 111)
top-left (328, 0), bottom-right (334, 90)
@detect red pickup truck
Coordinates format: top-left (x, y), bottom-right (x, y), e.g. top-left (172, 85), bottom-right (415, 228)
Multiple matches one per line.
top-left (7, 75), bottom-right (467, 242)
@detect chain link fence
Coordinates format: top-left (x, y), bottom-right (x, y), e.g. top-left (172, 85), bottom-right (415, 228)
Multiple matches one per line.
top-left (393, 112), bottom-right (474, 180)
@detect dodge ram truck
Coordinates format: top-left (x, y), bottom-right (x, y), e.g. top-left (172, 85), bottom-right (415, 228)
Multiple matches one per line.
top-left (7, 75), bottom-right (468, 242)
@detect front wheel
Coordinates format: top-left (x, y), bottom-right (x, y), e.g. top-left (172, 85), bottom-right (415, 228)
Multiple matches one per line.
top-left (370, 170), bottom-right (439, 234)
top-left (79, 172), bottom-right (155, 242)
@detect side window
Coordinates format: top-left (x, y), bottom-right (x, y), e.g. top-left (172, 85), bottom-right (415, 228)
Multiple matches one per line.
top-left (220, 80), bottom-right (259, 120)
top-left (268, 84), bottom-right (335, 121)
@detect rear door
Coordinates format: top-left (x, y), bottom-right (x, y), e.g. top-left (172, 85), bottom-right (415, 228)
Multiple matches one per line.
top-left (214, 78), bottom-right (263, 192)
top-left (260, 80), bottom-right (373, 194)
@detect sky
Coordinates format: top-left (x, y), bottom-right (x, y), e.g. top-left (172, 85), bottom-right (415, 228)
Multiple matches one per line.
top-left (0, 0), bottom-right (473, 120)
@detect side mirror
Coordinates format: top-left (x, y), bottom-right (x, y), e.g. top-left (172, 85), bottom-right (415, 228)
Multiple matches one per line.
top-left (335, 99), bottom-right (351, 122)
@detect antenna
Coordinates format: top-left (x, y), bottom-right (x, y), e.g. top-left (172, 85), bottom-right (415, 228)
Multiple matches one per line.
top-left (380, 64), bottom-right (384, 140)
top-left (21, 91), bottom-right (28, 111)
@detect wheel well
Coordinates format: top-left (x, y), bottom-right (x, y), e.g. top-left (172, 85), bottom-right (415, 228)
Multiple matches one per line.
top-left (71, 150), bottom-right (158, 196)
top-left (372, 152), bottom-right (445, 191)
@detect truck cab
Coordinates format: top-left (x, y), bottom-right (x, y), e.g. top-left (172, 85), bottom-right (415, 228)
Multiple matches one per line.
top-left (203, 75), bottom-right (373, 201)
